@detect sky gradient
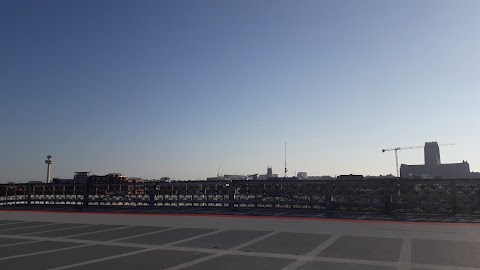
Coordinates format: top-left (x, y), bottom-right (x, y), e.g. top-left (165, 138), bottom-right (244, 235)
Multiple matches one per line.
top-left (1, 0), bottom-right (479, 182)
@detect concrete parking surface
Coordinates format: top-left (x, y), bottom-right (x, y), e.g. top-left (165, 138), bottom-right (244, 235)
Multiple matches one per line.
top-left (0, 210), bottom-right (479, 270)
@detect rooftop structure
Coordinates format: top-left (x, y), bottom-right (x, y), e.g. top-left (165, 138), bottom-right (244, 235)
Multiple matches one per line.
top-left (400, 142), bottom-right (478, 179)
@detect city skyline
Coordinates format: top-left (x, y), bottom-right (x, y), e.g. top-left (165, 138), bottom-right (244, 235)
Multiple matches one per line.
top-left (1, 0), bottom-right (480, 182)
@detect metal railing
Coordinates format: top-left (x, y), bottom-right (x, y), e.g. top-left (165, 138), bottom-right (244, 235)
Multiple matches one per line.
top-left (1, 179), bottom-right (480, 215)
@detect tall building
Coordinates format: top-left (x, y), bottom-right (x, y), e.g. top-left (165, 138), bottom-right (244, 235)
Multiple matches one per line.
top-left (267, 166), bottom-right (273, 177)
top-left (424, 142), bottom-right (441, 176)
top-left (400, 142), bottom-right (475, 179)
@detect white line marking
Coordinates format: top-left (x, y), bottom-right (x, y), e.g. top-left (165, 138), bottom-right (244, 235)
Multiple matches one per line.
top-left (110, 227), bottom-right (177, 242)
top-left (0, 240), bottom-right (41, 248)
top-left (0, 243), bottom-right (92, 261)
top-left (61, 225), bottom-right (134, 239)
top-left (397, 238), bottom-right (412, 270)
top-left (19, 224), bottom-right (95, 236)
top-left (47, 248), bottom-right (156, 270)
top-left (0, 231), bottom-right (475, 270)
top-left (161, 229), bottom-right (227, 247)
top-left (409, 263), bottom-right (480, 270)
top-left (0, 222), bottom-right (61, 232)
top-left (41, 229), bottom-right (229, 270)
top-left (163, 231), bottom-right (279, 270)
top-left (309, 256), bottom-right (398, 267)
top-left (281, 235), bottom-right (341, 270)
top-left (0, 221), bottom-right (29, 226)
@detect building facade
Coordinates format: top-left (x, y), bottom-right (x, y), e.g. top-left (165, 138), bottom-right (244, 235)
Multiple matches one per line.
top-left (400, 142), bottom-right (474, 179)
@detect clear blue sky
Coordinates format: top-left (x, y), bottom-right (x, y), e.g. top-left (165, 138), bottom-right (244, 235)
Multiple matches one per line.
top-left (1, 0), bottom-right (479, 182)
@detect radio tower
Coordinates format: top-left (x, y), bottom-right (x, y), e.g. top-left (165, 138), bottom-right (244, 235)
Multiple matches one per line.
top-left (45, 155), bottom-right (53, 183)
top-left (284, 141), bottom-right (288, 178)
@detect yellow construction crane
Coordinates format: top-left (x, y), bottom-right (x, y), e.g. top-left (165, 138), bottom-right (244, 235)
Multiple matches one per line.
top-left (382, 143), bottom-right (455, 177)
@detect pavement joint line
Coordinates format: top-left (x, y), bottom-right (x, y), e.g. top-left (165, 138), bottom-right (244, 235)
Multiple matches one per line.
top-left (19, 224), bottom-right (96, 236)
top-left (397, 237), bottom-right (412, 270)
top-left (163, 231), bottom-right (280, 270)
top-left (409, 263), bottom-right (480, 270)
top-left (0, 222), bottom-right (61, 232)
top-left (0, 240), bottom-right (41, 247)
top-left (46, 248), bottom-right (158, 270)
top-left (281, 234), bottom-right (342, 270)
top-left (60, 225), bottom-right (135, 239)
top-left (109, 227), bottom-right (177, 242)
top-left (0, 243), bottom-right (93, 261)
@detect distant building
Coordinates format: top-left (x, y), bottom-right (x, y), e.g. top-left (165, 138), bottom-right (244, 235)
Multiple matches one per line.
top-left (87, 173), bottom-right (129, 184)
top-left (400, 142), bottom-right (475, 179)
top-left (52, 178), bottom-right (74, 184)
top-left (337, 174), bottom-right (364, 180)
top-left (74, 172), bottom-right (92, 183)
top-left (365, 174), bottom-right (397, 179)
top-left (206, 176), bottom-right (226, 181)
top-left (297, 172), bottom-right (308, 179)
top-left (223, 175), bottom-right (248, 181)
top-left (86, 173), bottom-right (144, 195)
top-left (307, 176), bottom-right (334, 180)
top-left (267, 166), bottom-right (273, 177)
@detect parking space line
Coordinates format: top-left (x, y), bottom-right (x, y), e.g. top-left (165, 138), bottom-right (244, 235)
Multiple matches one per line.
top-left (281, 234), bottom-right (341, 270)
top-left (0, 221), bottom-right (28, 226)
top-left (19, 224), bottom-right (95, 236)
top-left (161, 229), bottom-right (227, 247)
top-left (110, 227), bottom-right (177, 242)
top-left (0, 240), bottom-right (41, 248)
top-left (397, 237), bottom-right (412, 270)
top-left (0, 222), bottom-right (61, 232)
top-left (163, 231), bottom-right (279, 270)
top-left (31, 229), bottom-right (229, 270)
top-left (0, 232), bottom-right (470, 270)
top-left (47, 248), bottom-right (157, 270)
top-left (0, 243), bottom-right (93, 261)
top-left (60, 225), bottom-right (134, 239)
top-left (408, 263), bottom-right (480, 270)
top-left (0, 221), bottom-right (31, 229)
